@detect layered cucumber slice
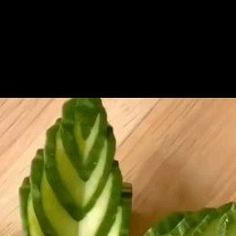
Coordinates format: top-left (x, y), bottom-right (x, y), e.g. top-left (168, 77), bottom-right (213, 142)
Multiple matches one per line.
top-left (164, 208), bottom-right (210, 236)
top-left (19, 98), bottom-right (132, 236)
top-left (28, 194), bottom-right (44, 236)
top-left (120, 188), bottom-right (132, 236)
top-left (144, 202), bottom-right (236, 236)
top-left (25, 153), bottom-right (130, 236)
top-left (19, 177), bottom-right (31, 236)
top-left (107, 183), bottom-right (132, 236)
top-left (144, 213), bottom-right (185, 235)
top-left (194, 203), bottom-right (235, 235)
top-left (186, 202), bottom-right (234, 235)
top-left (30, 149), bottom-right (77, 236)
top-left (45, 99), bottom-right (116, 220)
top-left (61, 98), bottom-right (113, 180)
top-left (19, 177), bottom-right (43, 236)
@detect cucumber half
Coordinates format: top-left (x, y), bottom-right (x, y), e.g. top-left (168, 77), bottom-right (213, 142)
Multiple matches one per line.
top-left (144, 202), bottom-right (236, 236)
top-left (19, 98), bottom-right (132, 236)
top-left (19, 167), bottom-right (131, 236)
top-left (19, 177), bottom-right (44, 236)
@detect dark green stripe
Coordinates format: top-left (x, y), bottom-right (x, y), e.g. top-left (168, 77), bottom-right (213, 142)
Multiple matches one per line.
top-left (96, 162), bottom-right (123, 236)
top-left (120, 184), bottom-right (132, 236)
top-left (84, 126), bottom-right (115, 212)
top-left (30, 149), bottom-right (57, 236)
top-left (44, 120), bottom-right (83, 220)
top-left (19, 177), bottom-right (30, 236)
top-left (189, 202), bottom-right (234, 235)
top-left (62, 98), bottom-right (114, 181)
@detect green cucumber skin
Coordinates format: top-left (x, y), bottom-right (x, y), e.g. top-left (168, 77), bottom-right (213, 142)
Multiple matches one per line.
top-left (188, 202), bottom-right (234, 235)
top-left (19, 98), bottom-right (133, 236)
top-left (31, 148), bottom-right (77, 236)
top-left (95, 161), bottom-right (122, 236)
top-left (29, 151), bottom-right (128, 236)
top-left (62, 98), bottom-right (112, 181)
top-left (120, 188), bottom-right (132, 236)
top-left (120, 198), bottom-right (132, 236)
top-left (45, 120), bottom-right (116, 220)
top-left (226, 210), bottom-right (236, 236)
top-left (221, 204), bottom-right (236, 236)
top-left (144, 202), bottom-right (236, 236)
top-left (30, 150), bottom-right (57, 236)
top-left (199, 203), bottom-right (236, 236)
top-left (19, 177), bottom-right (31, 236)
top-left (165, 208), bottom-right (211, 236)
top-left (44, 120), bottom-right (83, 220)
top-left (62, 124), bottom-right (116, 214)
top-left (145, 213), bottom-right (185, 236)
top-left (45, 99), bottom-right (116, 220)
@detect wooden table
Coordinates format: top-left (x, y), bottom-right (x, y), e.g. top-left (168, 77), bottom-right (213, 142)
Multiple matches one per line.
top-left (1, 98), bottom-right (236, 236)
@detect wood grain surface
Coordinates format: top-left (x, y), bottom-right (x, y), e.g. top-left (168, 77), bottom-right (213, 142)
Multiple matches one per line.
top-left (1, 98), bottom-right (236, 236)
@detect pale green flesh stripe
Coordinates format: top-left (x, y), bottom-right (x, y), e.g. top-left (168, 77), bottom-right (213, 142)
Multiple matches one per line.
top-left (28, 194), bottom-right (44, 236)
top-left (83, 114), bottom-right (101, 160)
top-left (56, 131), bottom-right (108, 207)
top-left (83, 140), bottom-right (107, 205)
top-left (107, 206), bottom-right (122, 236)
top-left (39, 167), bottom-right (118, 236)
top-left (56, 131), bottom-right (84, 207)
top-left (41, 173), bottom-right (78, 236)
top-left (78, 174), bottom-right (113, 236)
top-left (74, 114), bottom-right (100, 162)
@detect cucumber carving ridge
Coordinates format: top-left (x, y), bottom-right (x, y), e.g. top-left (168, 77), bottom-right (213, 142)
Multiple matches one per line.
top-left (144, 202), bottom-right (236, 236)
top-left (19, 98), bottom-right (132, 236)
